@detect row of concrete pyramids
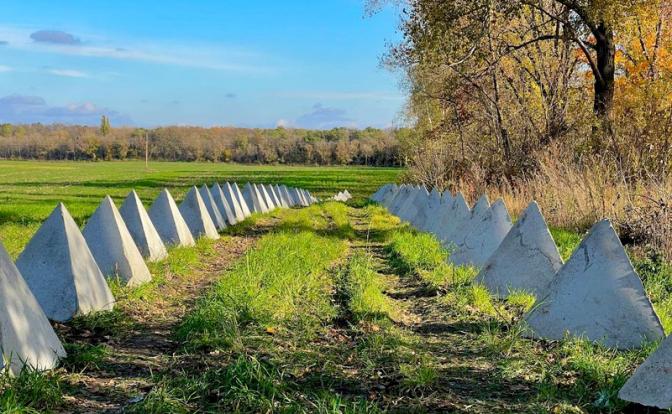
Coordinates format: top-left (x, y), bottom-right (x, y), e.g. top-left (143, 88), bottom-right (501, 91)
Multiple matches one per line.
top-left (372, 183), bottom-right (670, 409)
top-left (0, 182), bottom-right (316, 375)
top-left (332, 190), bottom-right (352, 202)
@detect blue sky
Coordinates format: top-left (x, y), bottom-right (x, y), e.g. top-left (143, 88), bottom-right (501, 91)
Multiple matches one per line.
top-left (0, 0), bottom-right (404, 129)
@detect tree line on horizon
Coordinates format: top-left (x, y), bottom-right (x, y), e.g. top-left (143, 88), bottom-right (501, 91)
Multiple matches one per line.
top-left (0, 123), bottom-right (402, 166)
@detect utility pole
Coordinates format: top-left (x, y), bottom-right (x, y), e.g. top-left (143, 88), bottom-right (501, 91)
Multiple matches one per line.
top-left (145, 132), bottom-right (149, 169)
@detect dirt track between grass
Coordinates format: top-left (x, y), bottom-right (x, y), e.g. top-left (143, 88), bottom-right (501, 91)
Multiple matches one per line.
top-left (56, 234), bottom-right (259, 414)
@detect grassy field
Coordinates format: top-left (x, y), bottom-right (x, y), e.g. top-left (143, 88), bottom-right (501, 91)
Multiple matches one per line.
top-left (2, 162), bottom-right (671, 412)
top-left (1, 193), bottom-right (670, 412)
top-left (0, 160), bottom-right (401, 256)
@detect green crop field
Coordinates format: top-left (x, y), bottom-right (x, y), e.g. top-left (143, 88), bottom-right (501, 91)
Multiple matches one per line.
top-left (0, 160), bottom-right (402, 256)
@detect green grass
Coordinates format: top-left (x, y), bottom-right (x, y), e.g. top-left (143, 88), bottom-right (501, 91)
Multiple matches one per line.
top-left (0, 160), bottom-right (401, 256)
top-left (339, 249), bottom-right (439, 392)
top-left (386, 227), bottom-right (478, 290)
top-left (340, 251), bottom-right (395, 322)
top-left (176, 230), bottom-right (347, 351)
top-left (0, 369), bottom-right (63, 413)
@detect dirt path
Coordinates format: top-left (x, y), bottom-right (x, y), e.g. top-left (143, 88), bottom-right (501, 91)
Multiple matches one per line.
top-left (55, 234), bottom-right (258, 414)
top-left (347, 207), bottom-right (534, 413)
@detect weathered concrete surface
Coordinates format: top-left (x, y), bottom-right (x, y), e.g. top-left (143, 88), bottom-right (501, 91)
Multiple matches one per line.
top-left (119, 190), bottom-right (168, 262)
top-left (290, 187), bottom-right (306, 207)
top-left (441, 190), bottom-right (453, 208)
top-left (267, 185), bottom-right (283, 208)
top-left (281, 185), bottom-right (296, 207)
top-left (476, 201), bottom-right (563, 298)
top-left (220, 182), bottom-right (245, 224)
top-left (0, 239), bottom-right (66, 374)
top-left (17, 203), bottom-right (115, 322)
top-left (275, 184), bottom-right (290, 207)
top-left (83, 196), bottom-right (153, 286)
top-left (445, 194), bottom-right (490, 247)
top-left (472, 195), bottom-right (490, 217)
top-left (199, 185), bottom-right (227, 231)
top-left (212, 183), bottom-right (239, 225)
top-left (254, 184), bottom-right (271, 212)
top-left (390, 186), bottom-right (412, 215)
top-left (298, 189), bottom-right (310, 206)
top-left (231, 182), bottom-right (252, 216)
top-left (389, 185), bottom-right (409, 213)
top-left (259, 184), bottom-right (276, 210)
top-left (380, 184), bottom-right (399, 206)
top-left (242, 183), bottom-right (263, 213)
top-left (450, 198), bottom-right (512, 267)
top-left (371, 184), bottom-right (390, 202)
top-left (179, 186), bottom-right (220, 240)
top-left (434, 192), bottom-right (471, 245)
top-left (286, 187), bottom-right (299, 206)
top-left (524, 219), bottom-right (664, 349)
top-left (399, 187), bottom-right (428, 222)
top-left (414, 188), bottom-right (442, 231)
top-left (619, 333), bottom-right (672, 408)
top-left (381, 184), bottom-right (400, 207)
top-left (403, 187), bottom-right (429, 223)
top-left (148, 189), bottom-right (196, 247)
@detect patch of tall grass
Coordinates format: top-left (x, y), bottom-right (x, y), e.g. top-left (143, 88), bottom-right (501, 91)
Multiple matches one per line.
top-left (339, 250), bottom-right (438, 391)
top-left (386, 228), bottom-right (478, 292)
top-left (0, 369), bottom-right (63, 413)
top-left (177, 230), bottom-right (346, 350)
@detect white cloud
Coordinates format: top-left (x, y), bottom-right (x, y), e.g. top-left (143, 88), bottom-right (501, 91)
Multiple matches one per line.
top-left (0, 25), bottom-right (277, 74)
top-left (294, 103), bottom-right (357, 129)
top-left (46, 68), bottom-right (89, 78)
top-left (0, 94), bottom-right (132, 125)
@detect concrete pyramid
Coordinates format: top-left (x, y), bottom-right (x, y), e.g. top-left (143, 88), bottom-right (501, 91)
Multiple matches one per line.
top-left (243, 183), bottom-right (266, 213)
top-left (300, 188), bottom-right (310, 206)
top-left (472, 195), bottom-right (491, 217)
top-left (386, 185), bottom-right (404, 212)
top-left (441, 190), bottom-right (453, 207)
top-left (280, 185), bottom-right (296, 207)
top-left (435, 192), bottom-right (470, 243)
top-left (83, 196), bottom-right (153, 286)
top-left (289, 187), bottom-right (305, 207)
top-left (212, 183), bottom-right (240, 225)
top-left (179, 186), bottom-right (220, 240)
top-left (275, 184), bottom-right (290, 207)
top-left (119, 190), bottom-right (168, 262)
top-left (524, 219), bottom-right (664, 349)
top-left (450, 199), bottom-right (512, 266)
top-left (476, 201), bottom-right (563, 298)
top-left (199, 185), bottom-right (227, 231)
top-left (618, 333), bottom-right (672, 408)
top-left (390, 186), bottom-right (412, 214)
top-left (232, 182), bottom-right (252, 216)
top-left (401, 187), bottom-right (429, 222)
top-left (17, 203), bottom-right (115, 322)
top-left (148, 189), bottom-right (196, 247)
top-left (371, 184), bottom-right (390, 202)
top-left (222, 182), bottom-right (246, 221)
top-left (415, 188), bottom-right (442, 231)
top-left (259, 184), bottom-right (276, 210)
top-left (267, 185), bottom-right (283, 208)
top-left (381, 184), bottom-right (400, 207)
top-left (446, 194), bottom-right (490, 246)
top-left (0, 239), bottom-right (66, 374)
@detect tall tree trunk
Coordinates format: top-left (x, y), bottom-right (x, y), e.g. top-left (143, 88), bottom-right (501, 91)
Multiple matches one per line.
top-left (591, 23), bottom-right (616, 148)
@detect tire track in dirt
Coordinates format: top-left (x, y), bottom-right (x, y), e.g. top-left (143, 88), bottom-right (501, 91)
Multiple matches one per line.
top-left (56, 231), bottom-right (261, 413)
top-left (347, 207), bottom-right (535, 413)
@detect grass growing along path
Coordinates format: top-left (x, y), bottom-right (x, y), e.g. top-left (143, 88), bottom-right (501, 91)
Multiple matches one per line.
top-left (5, 200), bottom-right (672, 412)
